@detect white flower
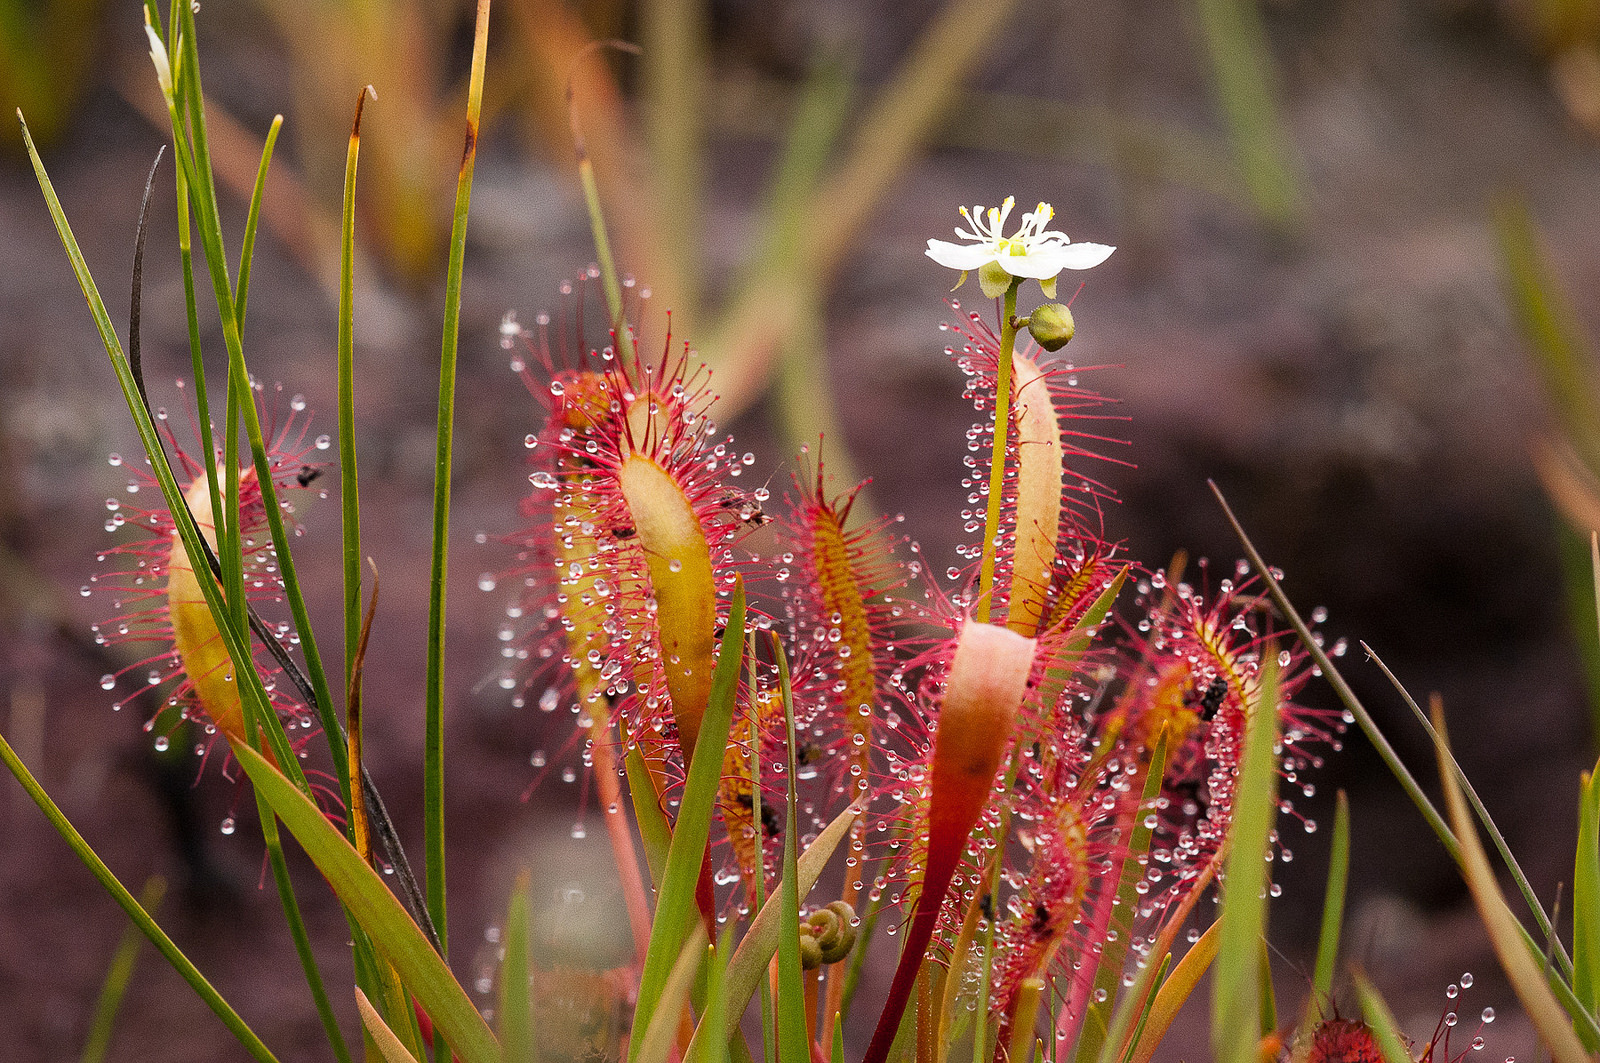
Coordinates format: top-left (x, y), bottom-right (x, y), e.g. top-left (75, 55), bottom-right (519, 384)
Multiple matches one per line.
top-left (926, 197), bottom-right (1113, 297)
top-left (144, 16), bottom-right (175, 103)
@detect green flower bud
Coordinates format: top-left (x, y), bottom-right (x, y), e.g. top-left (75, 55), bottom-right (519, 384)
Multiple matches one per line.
top-left (1027, 302), bottom-right (1076, 352)
top-left (798, 926), bottom-right (824, 970)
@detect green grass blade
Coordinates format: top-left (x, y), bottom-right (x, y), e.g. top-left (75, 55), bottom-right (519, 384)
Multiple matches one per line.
top-left (1311, 790), bottom-right (1350, 1009)
top-left (0, 731), bottom-right (281, 1063)
top-left (1256, 939), bottom-right (1276, 1036)
top-left (1430, 703), bottom-right (1592, 1063)
top-left (641, 0), bottom-right (708, 313)
top-left (1208, 485), bottom-right (1463, 866)
top-left (695, 927), bottom-right (733, 1063)
top-left (774, 644), bottom-right (810, 1063)
top-left (356, 989), bottom-right (424, 1063)
top-left (1577, 769), bottom-right (1600, 1016)
top-left (1363, 644), bottom-right (1574, 980)
top-left (233, 113), bottom-right (282, 333)
top-left (424, 0), bottom-right (492, 955)
top-left (832, 1015), bottom-right (845, 1063)
top-left (631, 580), bottom-right (747, 1063)
top-left (229, 739), bottom-right (502, 1063)
top-left (21, 111), bottom-right (307, 793)
top-left (1113, 957), bottom-right (1170, 1063)
top-left (79, 876), bottom-right (166, 1063)
top-left (1211, 653), bottom-right (1280, 1063)
top-left (1495, 199), bottom-right (1600, 471)
top-left (1351, 974), bottom-right (1413, 1063)
top-left (638, 927), bottom-right (711, 1063)
top-left (499, 871), bottom-right (537, 1063)
top-left (258, 801), bottom-right (354, 1063)
top-left (626, 742), bottom-right (674, 886)
top-left (1074, 738), bottom-right (1169, 1063)
top-left (1127, 920), bottom-right (1218, 1063)
top-left (684, 802), bottom-right (859, 1059)
top-left (1092, 949), bottom-right (1169, 1063)
top-left (1192, 0), bottom-right (1302, 228)
top-left (338, 84), bottom-right (375, 823)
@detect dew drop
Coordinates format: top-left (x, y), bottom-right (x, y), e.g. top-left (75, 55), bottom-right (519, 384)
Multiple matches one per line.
top-left (100, 674), bottom-right (116, 691)
top-left (220, 816), bottom-right (236, 835)
top-left (477, 573), bottom-right (497, 592)
top-left (314, 434), bottom-right (331, 450)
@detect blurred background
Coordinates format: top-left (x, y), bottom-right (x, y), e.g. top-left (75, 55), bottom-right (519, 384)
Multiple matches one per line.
top-left (5, 0), bottom-right (1600, 1058)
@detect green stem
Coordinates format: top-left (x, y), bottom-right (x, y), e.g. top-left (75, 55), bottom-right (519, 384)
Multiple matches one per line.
top-left (976, 280), bottom-right (1020, 623)
top-left (0, 732), bottom-right (281, 1063)
top-left (257, 794), bottom-right (354, 1063)
top-left (423, 0), bottom-right (492, 959)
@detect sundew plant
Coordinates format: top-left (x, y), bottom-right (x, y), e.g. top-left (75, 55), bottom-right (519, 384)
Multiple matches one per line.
top-left (11, 4), bottom-right (1600, 1063)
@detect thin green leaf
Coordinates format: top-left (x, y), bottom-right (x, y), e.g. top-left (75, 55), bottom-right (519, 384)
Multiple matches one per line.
top-left (1074, 737), bottom-right (1168, 1063)
top-left (229, 740), bottom-right (502, 1063)
top-left (340, 85), bottom-right (375, 713)
top-left (1207, 486), bottom-right (1463, 873)
top-left (1113, 958), bottom-right (1170, 1063)
top-left (774, 643), bottom-right (810, 1063)
top-left (259, 806), bottom-right (354, 1063)
top-left (1430, 701), bottom-right (1591, 1063)
top-left (627, 742), bottom-right (674, 887)
top-left (1192, 0), bottom-right (1302, 228)
top-left (1351, 974), bottom-right (1413, 1063)
top-left (685, 802), bottom-right (859, 1059)
top-left (356, 988), bottom-right (424, 1063)
top-left (1100, 862), bottom-right (1217, 1063)
top-left (1127, 920), bottom-right (1218, 1063)
top-left (1093, 953), bottom-right (1169, 1063)
top-left (641, 0), bottom-right (708, 312)
top-left (80, 877), bottom-right (166, 1063)
top-left (21, 110), bottom-right (306, 793)
top-left (1578, 770), bottom-right (1600, 1016)
top-left (233, 113), bottom-right (282, 333)
top-left (1311, 790), bottom-right (1351, 1009)
top-left (1256, 938), bottom-right (1276, 1036)
top-left (0, 730), bottom-right (280, 1062)
top-left (1495, 199), bottom-right (1600, 470)
top-left (637, 927), bottom-right (711, 1063)
top-left (1363, 644), bottom-right (1574, 980)
top-left (1211, 653), bottom-right (1279, 1063)
top-left (631, 580), bottom-right (747, 1063)
top-left (425, 0), bottom-right (492, 956)
top-left (695, 927), bottom-right (733, 1063)
top-left (832, 1015), bottom-right (845, 1063)
top-left (499, 871), bottom-right (536, 1063)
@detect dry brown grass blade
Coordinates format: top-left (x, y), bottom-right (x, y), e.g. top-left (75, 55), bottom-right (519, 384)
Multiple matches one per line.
top-left (1535, 434), bottom-right (1600, 535)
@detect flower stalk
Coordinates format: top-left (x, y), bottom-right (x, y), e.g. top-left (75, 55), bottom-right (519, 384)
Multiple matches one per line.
top-left (976, 279), bottom-right (1020, 624)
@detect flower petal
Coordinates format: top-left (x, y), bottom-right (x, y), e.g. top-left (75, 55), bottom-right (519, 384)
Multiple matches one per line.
top-left (1057, 241), bottom-right (1116, 270)
top-left (926, 239), bottom-right (995, 271)
top-left (1000, 250), bottom-right (1071, 280)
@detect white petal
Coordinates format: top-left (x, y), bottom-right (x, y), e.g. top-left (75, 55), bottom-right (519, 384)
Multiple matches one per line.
top-left (1000, 250), bottom-right (1070, 280)
top-left (1057, 242), bottom-right (1116, 270)
top-left (926, 239), bottom-right (995, 271)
